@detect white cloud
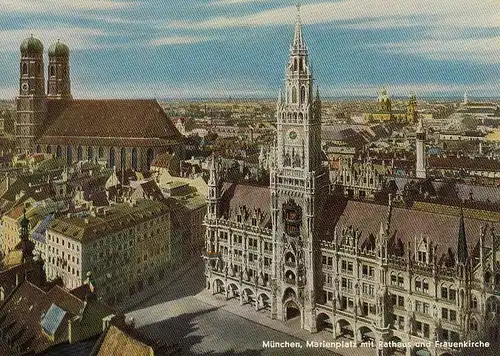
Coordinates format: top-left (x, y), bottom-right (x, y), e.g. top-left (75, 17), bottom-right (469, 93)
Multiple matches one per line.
top-left (169, 0), bottom-right (499, 30)
top-left (150, 36), bottom-right (213, 46)
top-left (0, 28), bottom-right (109, 53)
top-left (209, 0), bottom-right (267, 5)
top-left (0, 0), bottom-right (131, 12)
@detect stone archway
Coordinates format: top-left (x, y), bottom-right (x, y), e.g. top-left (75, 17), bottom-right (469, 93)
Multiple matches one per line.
top-left (257, 293), bottom-right (271, 312)
top-left (336, 319), bottom-right (353, 339)
top-left (212, 279), bottom-right (225, 294)
top-left (285, 300), bottom-right (300, 321)
top-left (316, 313), bottom-right (333, 332)
top-left (227, 283), bottom-right (239, 300)
top-left (414, 347), bottom-right (431, 356)
top-left (358, 326), bottom-right (376, 344)
top-left (242, 288), bottom-right (254, 306)
top-left (386, 336), bottom-right (406, 355)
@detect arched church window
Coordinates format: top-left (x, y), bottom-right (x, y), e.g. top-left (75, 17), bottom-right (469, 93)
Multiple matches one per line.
top-left (87, 147), bottom-right (93, 161)
top-left (294, 154), bottom-right (301, 168)
top-left (50, 66), bottom-right (55, 77)
top-left (109, 148), bottom-right (115, 168)
top-left (56, 146), bottom-right (62, 158)
top-left (22, 63), bottom-right (28, 75)
top-left (121, 148), bottom-right (127, 170)
top-left (132, 148), bottom-right (138, 171)
top-left (300, 86), bottom-right (306, 104)
top-left (66, 146), bottom-right (73, 165)
top-left (293, 58), bottom-right (297, 71)
top-left (292, 87), bottom-right (297, 104)
top-left (98, 147), bottom-right (104, 158)
top-left (298, 112), bottom-right (303, 121)
top-left (46, 145), bottom-right (51, 154)
top-left (77, 146), bottom-right (83, 161)
top-left (146, 148), bottom-right (154, 169)
top-left (299, 58), bottom-right (303, 72)
top-left (36, 145), bottom-right (41, 153)
top-left (284, 153), bottom-right (291, 167)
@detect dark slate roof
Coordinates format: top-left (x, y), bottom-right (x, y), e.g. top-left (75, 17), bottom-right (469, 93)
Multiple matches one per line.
top-left (219, 182), bottom-right (271, 229)
top-left (323, 198), bottom-right (499, 260)
top-left (38, 99), bottom-right (182, 147)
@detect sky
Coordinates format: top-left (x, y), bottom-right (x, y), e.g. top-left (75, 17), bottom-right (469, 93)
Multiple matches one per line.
top-left (0, 0), bottom-right (499, 100)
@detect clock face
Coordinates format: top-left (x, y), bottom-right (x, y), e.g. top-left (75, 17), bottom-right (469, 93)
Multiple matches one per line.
top-left (289, 131), bottom-right (298, 140)
top-left (21, 83), bottom-right (29, 92)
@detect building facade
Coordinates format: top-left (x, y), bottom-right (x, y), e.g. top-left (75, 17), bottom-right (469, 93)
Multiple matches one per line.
top-left (203, 9), bottom-right (500, 356)
top-left (45, 199), bottom-right (171, 306)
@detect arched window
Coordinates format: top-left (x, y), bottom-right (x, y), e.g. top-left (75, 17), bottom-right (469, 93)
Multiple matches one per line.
top-left (109, 148), bottom-right (115, 168)
top-left (120, 148), bottom-right (126, 170)
top-left (77, 146), bottom-right (83, 161)
top-left (66, 146), bottom-right (73, 165)
top-left (38, 63), bottom-right (42, 75)
top-left (36, 145), bottom-right (41, 153)
top-left (300, 86), bottom-right (306, 104)
top-left (299, 58), bottom-right (303, 72)
top-left (293, 58), bottom-right (297, 71)
top-left (131, 148), bottom-right (138, 171)
top-left (470, 295), bottom-right (478, 310)
top-left (298, 112), bottom-right (303, 121)
top-left (292, 87), bottom-right (297, 103)
top-left (22, 63), bottom-right (28, 75)
top-left (46, 145), bottom-right (51, 154)
top-left (469, 318), bottom-right (478, 332)
top-left (87, 147), bottom-right (93, 162)
top-left (56, 145), bottom-right (62, 158)
top-left (98, 147), bottom-right (104, 158)
top-left (485, 271), bottom-right (491, 284)
top-left (50, 66), bottom-right (55, 77)
top-left (146, 148), bottom-right (154, 169)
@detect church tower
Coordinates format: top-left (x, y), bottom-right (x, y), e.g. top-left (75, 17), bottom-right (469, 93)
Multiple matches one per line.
top-left (270, 5), bottom-right (329, 332)
top-left (47, 40), bottom-right (72, 99)
top-left (407, 94), bottom-right (418, 124)
top-left (415, 117), bottom-right (427, 179)
top-left (16, 35), bottom-right (47, 153)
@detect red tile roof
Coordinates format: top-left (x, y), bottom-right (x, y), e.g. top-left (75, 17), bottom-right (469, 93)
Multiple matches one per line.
top-left (37, 99), bottom-right (182, 147)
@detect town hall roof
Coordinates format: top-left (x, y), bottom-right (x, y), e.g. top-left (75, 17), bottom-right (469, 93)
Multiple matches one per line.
top-left (38, 99), bottom-right (182, 147)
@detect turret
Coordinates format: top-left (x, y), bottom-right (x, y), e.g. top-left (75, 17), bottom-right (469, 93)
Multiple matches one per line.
top-left (207, 154), bottom-right (220, 219)
top-left (16, 35), bottom-right (47, 153)
top-left (47, 40), bottom-right (72, 99)
top-left (415, 117), bottom-right (427, 179)
top-left (457, 209), bottom-right (468, 266)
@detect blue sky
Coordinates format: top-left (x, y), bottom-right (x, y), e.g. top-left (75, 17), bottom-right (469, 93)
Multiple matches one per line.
top-left (0, 0), bottom-right (499, 99)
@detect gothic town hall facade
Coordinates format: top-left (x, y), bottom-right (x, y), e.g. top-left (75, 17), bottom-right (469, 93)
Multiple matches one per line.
top-left (204, 11), bottom-right (500, 356)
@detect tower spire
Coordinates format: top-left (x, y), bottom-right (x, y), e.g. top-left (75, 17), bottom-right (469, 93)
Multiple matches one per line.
top-left (292, 4), bottom-right (305, 52)
top-left (457, 208), bottom-right (468, 265)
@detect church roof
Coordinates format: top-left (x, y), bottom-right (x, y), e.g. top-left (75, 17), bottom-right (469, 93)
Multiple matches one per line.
top-left (38, 99), bottom-right (182, 147)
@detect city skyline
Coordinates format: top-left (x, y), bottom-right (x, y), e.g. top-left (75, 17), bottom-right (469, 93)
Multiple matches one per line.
top-left (0, 0), bottom-right (499, 99)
